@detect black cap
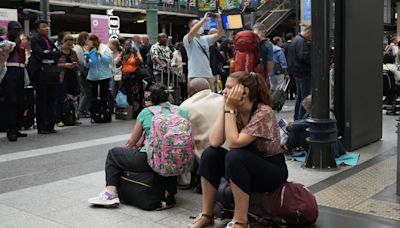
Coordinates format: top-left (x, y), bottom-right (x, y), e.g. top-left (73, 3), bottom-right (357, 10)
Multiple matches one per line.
top-left (7, 21), bottom-right (22, 31)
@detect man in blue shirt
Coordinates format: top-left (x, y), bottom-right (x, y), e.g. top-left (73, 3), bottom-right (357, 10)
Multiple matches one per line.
top-left (253, 23), bottom-right (274, 80)
top-left (183, 13), bottom-right (224, 91)
top-left (271, 36), bottom-right (289, 90)
top-left (287, 26), bottom-right (312, 120)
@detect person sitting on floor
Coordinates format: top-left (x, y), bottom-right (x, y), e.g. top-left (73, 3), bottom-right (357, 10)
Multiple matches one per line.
top-left (88, 84), bottom-right (189, 208)
top-left (282, 95), bottom-right (346, 157)
top-left (179, 78), bottom-right (226, 188)
top-left (187, 72), bottom-right (288, 228)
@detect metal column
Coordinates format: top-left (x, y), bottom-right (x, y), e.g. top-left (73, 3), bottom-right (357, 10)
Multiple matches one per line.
top-left (40, 0), bottom-right (49, 21)
top-left (305, 0), bottom-right (337, 169)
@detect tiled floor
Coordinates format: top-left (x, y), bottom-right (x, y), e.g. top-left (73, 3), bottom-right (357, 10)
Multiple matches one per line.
top-left (0, 102), bottom-right (399, 227)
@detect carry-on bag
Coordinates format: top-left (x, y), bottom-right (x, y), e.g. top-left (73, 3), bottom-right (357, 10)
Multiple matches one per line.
top-left (271, 78), bottom-right (290, 112)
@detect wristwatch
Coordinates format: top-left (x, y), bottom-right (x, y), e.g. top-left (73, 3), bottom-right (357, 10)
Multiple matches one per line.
top-left (224, 110), bottom-right (236, 114)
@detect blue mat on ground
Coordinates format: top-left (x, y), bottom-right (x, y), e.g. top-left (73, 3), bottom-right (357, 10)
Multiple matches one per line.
top-left (289, 152), bottom-right (360, 166)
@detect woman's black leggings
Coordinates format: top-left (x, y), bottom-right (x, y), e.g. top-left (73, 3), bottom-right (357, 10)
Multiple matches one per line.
top-left (198, 147), bottom-right (288, 194)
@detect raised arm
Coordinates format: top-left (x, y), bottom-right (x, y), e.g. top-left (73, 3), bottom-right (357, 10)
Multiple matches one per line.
top-left (211, 13), bottom-right (225, 43)
top-left (187, 13), bottom-right (210, 43)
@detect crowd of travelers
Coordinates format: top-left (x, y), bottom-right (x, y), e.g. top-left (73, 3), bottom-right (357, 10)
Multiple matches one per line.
top-left (1, 14), bottom-right (320, 227)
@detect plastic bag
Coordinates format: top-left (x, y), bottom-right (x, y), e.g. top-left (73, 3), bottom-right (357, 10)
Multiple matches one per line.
top-left (116, 91), bottom-right (129, 108)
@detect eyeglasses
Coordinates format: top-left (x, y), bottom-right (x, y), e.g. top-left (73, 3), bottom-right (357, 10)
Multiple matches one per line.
top-left (66, 39), bottom-right (74, 41)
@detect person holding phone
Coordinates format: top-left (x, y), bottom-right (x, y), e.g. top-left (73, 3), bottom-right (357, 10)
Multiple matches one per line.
top-left (183, 12), bottom-right (225, 91)
top-left (56, 34), bottom-right (81, 127)
top-left (187, 71), bottom-right (288, 228)
top-left (84, 34), bottom-right (113, 112)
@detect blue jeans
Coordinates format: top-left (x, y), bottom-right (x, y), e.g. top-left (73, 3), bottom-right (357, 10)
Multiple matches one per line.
top-left (294, 76), bottom-right (311, 120)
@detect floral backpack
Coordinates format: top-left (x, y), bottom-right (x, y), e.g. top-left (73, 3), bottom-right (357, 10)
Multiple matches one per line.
top-left (146, 105), bottom-right (194, 177)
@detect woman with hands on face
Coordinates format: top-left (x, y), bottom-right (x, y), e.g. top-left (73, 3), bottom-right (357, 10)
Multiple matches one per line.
top-left (188, 72), bottom-right (288, 228)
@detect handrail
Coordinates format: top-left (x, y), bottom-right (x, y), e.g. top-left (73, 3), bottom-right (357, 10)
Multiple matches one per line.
top-left (45, 0), bottom-right (198, 15)
top-left (256, 1), bottom-right (289, 23)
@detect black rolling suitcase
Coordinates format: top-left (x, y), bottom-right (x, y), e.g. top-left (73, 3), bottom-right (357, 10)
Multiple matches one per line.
top-left (161, 67), bottom-right (181, 105)
top-left (20, 86), bottom-right (35, 130)
top-left (91, 85), bottom-right (112, 123)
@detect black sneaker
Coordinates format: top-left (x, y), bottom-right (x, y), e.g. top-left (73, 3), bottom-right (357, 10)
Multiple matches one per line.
top-left (48, 129), bottom-right (57, 133)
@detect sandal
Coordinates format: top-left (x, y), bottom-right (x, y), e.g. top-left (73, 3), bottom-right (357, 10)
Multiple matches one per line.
top-left (225, 219), bottom-right (249, 228)
top-left (187, 213), bottom-right (214, 228)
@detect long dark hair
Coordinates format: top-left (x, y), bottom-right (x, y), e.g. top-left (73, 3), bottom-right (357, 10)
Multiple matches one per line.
top-left (229, 71), bottom-right (271, 106)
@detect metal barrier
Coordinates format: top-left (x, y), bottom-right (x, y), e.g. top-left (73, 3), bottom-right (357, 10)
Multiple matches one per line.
top-left (397, 122), bottom-right (400, 195)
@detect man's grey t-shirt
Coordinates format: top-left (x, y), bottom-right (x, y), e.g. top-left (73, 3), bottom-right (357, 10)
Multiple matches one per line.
top-left (183, 34), bottom-right (214, 78)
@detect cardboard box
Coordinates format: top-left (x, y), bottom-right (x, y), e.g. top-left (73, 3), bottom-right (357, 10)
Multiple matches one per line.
top-left (116, 105), bottom-right (134, 120)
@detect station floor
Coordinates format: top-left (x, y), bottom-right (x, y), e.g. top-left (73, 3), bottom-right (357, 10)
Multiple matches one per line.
top-left (0, 101), bottom-right (399, 227)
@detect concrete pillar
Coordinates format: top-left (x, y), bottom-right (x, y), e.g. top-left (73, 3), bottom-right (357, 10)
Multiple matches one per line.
top-left (162, 24), bottom-right (167, 35)
top-left (169, 22), bottom-right (172, 36)
top-left (146, 0), bottom-right (158, 44)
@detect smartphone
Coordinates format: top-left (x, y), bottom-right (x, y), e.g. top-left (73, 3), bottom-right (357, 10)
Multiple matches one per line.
top-left (208, 13), bottom-right (217, 18)
top-left (278, 119), bottom-right (287, 133)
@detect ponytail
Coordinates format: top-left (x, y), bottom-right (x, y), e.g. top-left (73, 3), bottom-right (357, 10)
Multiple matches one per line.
top-left (254, 73), bottom-right (271, 106)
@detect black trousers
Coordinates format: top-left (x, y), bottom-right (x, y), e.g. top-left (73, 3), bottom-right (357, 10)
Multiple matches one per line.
top-left (198, 147), bottom-right (288, 194)
top-left (36, 82), bottom-right (57, 131)
top-left (89, 78), bottom-right (110, 112)
top-left (2, 67), bottom-right (25, 134)
top-left (89, 78), bottom-right (110, 100)
top-left (105, 147), bottom-right (177, 195)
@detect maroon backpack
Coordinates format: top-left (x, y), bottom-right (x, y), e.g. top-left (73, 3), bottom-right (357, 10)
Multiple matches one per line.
top-left (267, 182), bottom-right (319, 225)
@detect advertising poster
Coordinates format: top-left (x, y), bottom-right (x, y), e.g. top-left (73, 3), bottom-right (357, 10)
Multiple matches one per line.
top-left (304, 0), bottom-right (311, 20)
top-left (90, 14), bottom-right (109, 44)
top-left (0, 8), bottom-right (18, 31)
top-left (197, 0), bottom-right (217, 12)
top-left (219, 0), bottom-right (242, 11)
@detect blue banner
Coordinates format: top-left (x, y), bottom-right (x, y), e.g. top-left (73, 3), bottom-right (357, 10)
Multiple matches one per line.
top-left (304, 0), bottom-right (311, 20)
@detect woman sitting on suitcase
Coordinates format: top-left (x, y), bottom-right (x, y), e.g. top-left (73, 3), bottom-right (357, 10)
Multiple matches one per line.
top-left (188, 72), bottom-right (288, 228)
top-left (88, 84), bottom-right (189, 209)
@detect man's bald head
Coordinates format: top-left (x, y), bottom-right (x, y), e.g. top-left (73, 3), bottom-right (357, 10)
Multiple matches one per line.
top-left (188, 78), bottom-right (210, 97)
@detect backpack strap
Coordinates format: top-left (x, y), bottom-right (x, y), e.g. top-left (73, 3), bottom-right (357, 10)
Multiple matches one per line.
top-left (148, 105), bottom-right (179, 115)
top-left (160, 105), bottom-right (180, 115)
top-left (147, 106), bottom-right (163, 115)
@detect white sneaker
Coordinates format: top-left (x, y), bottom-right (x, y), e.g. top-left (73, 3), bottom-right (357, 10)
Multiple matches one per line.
top-left (88, 190), bottom-right (120, 207)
